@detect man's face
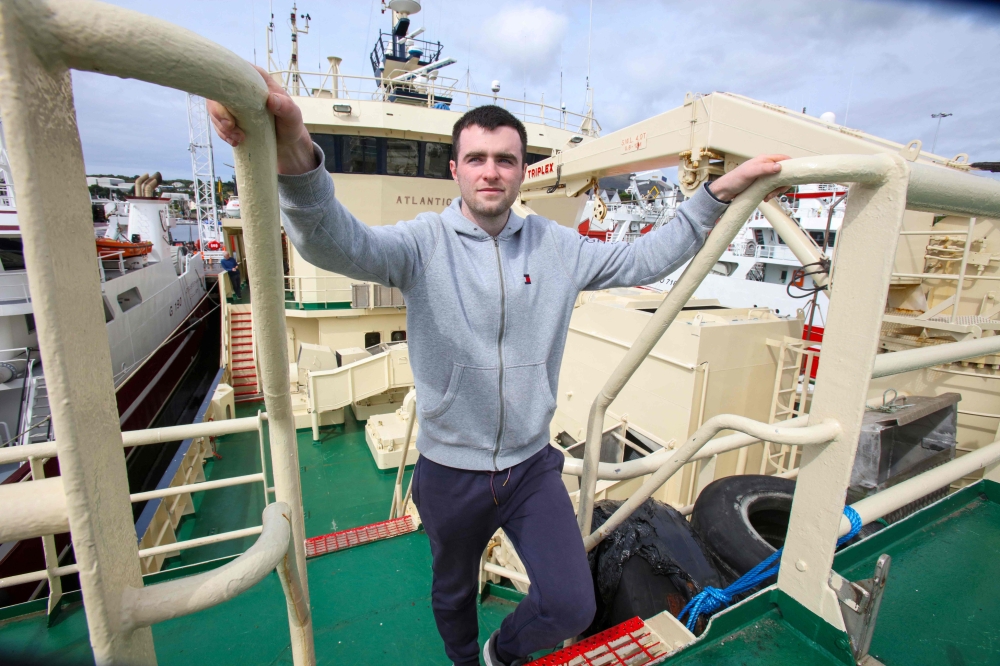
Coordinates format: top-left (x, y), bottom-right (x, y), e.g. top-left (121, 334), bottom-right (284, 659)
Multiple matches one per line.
top-left (450, 125), bottom-right (525, 219)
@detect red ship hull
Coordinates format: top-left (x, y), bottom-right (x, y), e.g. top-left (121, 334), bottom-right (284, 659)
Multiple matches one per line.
top-left (0, 290), bottom-right (219, 606)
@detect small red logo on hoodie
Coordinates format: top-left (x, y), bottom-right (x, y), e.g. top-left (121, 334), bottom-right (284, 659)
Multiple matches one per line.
top-left (524, 274), bottom-right (531, 284)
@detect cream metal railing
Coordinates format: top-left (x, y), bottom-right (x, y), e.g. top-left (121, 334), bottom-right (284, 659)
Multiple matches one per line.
top-left (888, 218), bottom-right (992, 328)
top-left (568, 153), bottom-right (1000, 633)
top-left (284, 274), bottom-right (353, 304)
top-left (0, 0), bottom-right (312, 664)
top-left (270, 68), bottom-right (601, 136)
top-left (306, 343), bottom-right (414, 440)
top-left (0, 415), bottom-right (273, 591)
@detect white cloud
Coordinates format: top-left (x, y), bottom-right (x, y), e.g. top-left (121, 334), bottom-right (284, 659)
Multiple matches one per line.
top-left (56, 0), bottom-right (1000, 178)
top-left (480, 4), bottom-right (568, 83)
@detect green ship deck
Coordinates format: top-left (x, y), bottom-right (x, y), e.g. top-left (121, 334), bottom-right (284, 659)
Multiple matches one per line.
top-left (2, 403), bottom-right (999, 665)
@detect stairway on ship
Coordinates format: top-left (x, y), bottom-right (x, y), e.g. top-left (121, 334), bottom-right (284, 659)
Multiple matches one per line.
top-left (227, 306), bottom-right (259, 400)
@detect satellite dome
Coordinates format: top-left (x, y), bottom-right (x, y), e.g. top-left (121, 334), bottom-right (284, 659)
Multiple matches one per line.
top-left (388, 0), bottom-right (421, 15)
top-left (491, 80), bottom-right (501, 93)
top-left (820, 111), bottom-right (836, 124)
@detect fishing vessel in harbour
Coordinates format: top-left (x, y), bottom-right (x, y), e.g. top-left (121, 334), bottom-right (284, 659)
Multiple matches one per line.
top-left (3, 2), bottom-right (1000, 666)
top-left (0, 118), bottom-right (221, 604)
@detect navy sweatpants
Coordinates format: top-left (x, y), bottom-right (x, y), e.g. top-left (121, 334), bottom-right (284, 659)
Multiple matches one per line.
top-left (412, 444), bottom-right (596, 666)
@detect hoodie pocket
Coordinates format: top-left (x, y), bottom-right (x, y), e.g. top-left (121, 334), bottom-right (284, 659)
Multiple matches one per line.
top-left (420, 363), bottom-right (500, 449)
top-left (502, 362), bottom-right (556, 449)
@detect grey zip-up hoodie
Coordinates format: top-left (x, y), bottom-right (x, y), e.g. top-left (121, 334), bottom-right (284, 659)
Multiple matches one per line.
top-left (278, 145), bottom-right (729, 471)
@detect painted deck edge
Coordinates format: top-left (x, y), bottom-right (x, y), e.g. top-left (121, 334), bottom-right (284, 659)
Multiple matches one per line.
top-left (0, 554), bottom-right (240, 625)
top-left (833, 479), bottom-right (994, 572)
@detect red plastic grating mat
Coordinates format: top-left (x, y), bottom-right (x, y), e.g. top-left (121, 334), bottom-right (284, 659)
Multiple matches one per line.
top-left (533, 617), bottom-right (668, 666)
top-left (304, 516), bottom-right (416, 558)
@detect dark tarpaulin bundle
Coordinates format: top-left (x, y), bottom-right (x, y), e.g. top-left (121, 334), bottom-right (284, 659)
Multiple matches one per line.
top-left (585, 498), bottom-right (722, 635)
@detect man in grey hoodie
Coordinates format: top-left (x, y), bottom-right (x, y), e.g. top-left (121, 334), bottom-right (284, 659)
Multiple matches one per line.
top-left (210, 68), bottom-right (787, 666)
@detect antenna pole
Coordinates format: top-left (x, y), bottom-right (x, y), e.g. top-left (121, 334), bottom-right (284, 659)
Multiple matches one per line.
top-left (586, 0), bottom-right (593, 90)
top-left (267, 0), bottom-right (279, 75)
top-left (289, 2), bottom-right (310, 97)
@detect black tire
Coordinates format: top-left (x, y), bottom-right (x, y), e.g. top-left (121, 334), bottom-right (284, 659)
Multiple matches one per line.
top-left (690, 475), bottom-right (795, 581)
top-left (586, 499), bottom-right (721, 635)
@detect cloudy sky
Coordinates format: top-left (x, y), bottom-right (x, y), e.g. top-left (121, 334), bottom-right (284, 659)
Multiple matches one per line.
top-left (70, 0), bottom-right (1000, 180)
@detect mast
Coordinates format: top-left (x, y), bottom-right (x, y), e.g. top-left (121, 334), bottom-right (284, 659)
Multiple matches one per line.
top-left (186, 94), bottom-right (222, 257)
top-left (289, 3), bottom-right (310, 97)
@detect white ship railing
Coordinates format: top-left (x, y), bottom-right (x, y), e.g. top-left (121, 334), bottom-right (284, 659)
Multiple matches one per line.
top-left (754, 243), bottom-right (799, 261)
top-left (284, 274), bottom-right (353, 304)
top-left (270, 68), bottom-right (601, 136)
top-left (0, 1), bottom-right (313, 663)
top-left (0, 270), bottom-right (31, 304)
top-left (97, 249), bottom-right (126, 281)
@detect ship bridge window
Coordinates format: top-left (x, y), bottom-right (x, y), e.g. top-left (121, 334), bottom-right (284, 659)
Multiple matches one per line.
top-left (808, 230), bottom-right (835, 247)
top-left (424, 142), bottom-right (451, 179)
top-left (311, 133), bottom-right (339, 172)
top-left (312, 133), bottom-right (460, 181)
top-left (343, 136), bottom-right (379, 174)
top-left (116, 286), bottom-right (142, 313)
top-left (102, 295), bottom-right (115, 323)
top-left (0, 238), bottom-right (25, 271)
top-left (390, 330), bottom-right (406, 342)
top-left (364, 331), bottom-right (381, 347)
top-left (526, 153), bottom-right (549, 165)
top-left (386, 139), bottom-right (419, 177)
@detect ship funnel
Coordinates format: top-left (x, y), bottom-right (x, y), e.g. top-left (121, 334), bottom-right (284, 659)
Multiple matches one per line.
top-left (126, 169), bottom-right (171, 262)
top-left (144, 172), bottom-right (162, 197)
top-left (133, 172), bottom-right (149, 196)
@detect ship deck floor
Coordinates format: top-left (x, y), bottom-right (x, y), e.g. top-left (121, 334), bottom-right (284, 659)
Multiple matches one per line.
top-left (0, 404), bottom-right (517, 665)
top-left (660, 479), bottom-right (1000, 665)
top-left (2, 401), bottom-right (999, 665)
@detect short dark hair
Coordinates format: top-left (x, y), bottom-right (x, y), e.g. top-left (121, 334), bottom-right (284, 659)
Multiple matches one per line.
top-left (451, 105), bottom-right (528, 165)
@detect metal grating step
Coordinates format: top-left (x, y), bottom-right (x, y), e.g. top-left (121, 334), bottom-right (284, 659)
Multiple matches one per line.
top-left (533, 617), bottom-right (668, 666)
top-left (305, 516), bottom-right (417, 558)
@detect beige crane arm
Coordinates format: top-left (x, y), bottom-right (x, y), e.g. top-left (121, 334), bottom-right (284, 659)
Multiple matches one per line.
top-left (519, 92), bottom-right (972, 202)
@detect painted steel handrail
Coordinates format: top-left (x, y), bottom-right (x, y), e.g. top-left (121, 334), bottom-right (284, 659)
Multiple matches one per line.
top-left (0, 0), bottom-right (313, 662)
top-left (0, 414), bottom-right (266, 465)
top-left (576, 154), bottom-right (1000, 538)
top-left (839, 438), bottom-right (1000, 537)
top-left (872, 334), bottom-right (1000, 379)
top-left (120, 501), bottom-right (291, 631)
top-left (268, 68), bottom-right (599, 134)
top-left (561, 416), bottom-right (810, 481)
top-left (576, 154), bottom-right (899, 537)
top-left (581, 415), bottom-right (842, 551)
top-left (0, 476), bottom-right (68, 543)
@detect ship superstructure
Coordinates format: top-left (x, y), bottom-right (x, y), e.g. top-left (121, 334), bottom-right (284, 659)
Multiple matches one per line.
top-left (219, 0), bottom-right (602, 461)
top-left (3, 3), bottom-right (1000, 666)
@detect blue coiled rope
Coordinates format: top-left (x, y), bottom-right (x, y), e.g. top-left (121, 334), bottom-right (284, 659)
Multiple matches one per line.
top-left (679, 505), bottom-right (863, 631)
